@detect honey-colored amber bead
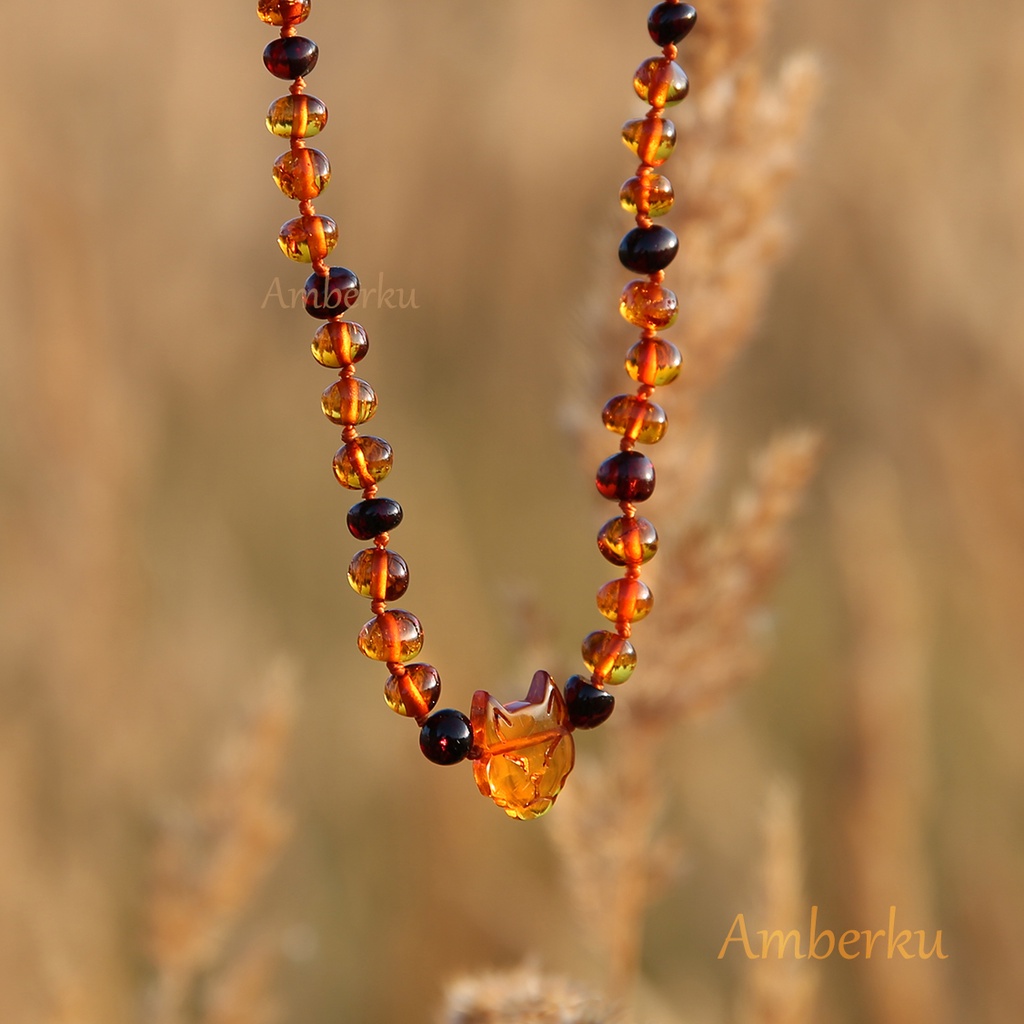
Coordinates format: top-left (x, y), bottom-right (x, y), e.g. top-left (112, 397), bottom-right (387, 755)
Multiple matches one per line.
top-left (597, 578), bottom-right (654, 624)
top-left (333, 436), bottom-right (393, 489)
top-left (620, 280), bottom-right (679, 330)
top-left (272, 148), bottom-right (330, 201)
top-left (597, 515), bottom-right (659, 566)
top-left (384, 663), bottom-right (441, 719)
top-left (278, 215), bottom-right (338, 263)
top-left (633, 57), bottom-right (690, 108)
top-left (347, 547), bottom-right (409, 602)
top-left (602, 394), bottom-right (668, 444)
top-left (358, 610), bottom-right (424, 663)
top-left (621, 117), bottom-right (677, 166)
top-left (322, 377), bottom-right (377, 426)
top-left (581, 630), bottom-right (637, 685)
top-left (625, 337), bottom-right (682, 386)
top-left (311, 321), bottom-right (368, 367)
top-left (471, 670), bottom-right (575, 820)
top-left (266, 94), bottom-right (328, 139)
top-left (619, 174), bottom-right (674, 218)
top-left (257, 0), bottom-right (311, 26)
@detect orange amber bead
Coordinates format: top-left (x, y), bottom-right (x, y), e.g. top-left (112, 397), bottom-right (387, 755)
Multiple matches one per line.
top-left (597, 578), bottom-right (654, 624)
top-left (597, 515), bottom-right (659, 566)
top-left (311, 321), bottom-right (368, 367)
top-left (384, 663), bottom-right (441, 719)
top-left (633, 57), bottom-right (690, 108)
top-left (625, 337), bottom-right (682, 386)
top-left (278, 215), bottom-right (338, 263)
top-left (348, 548), bottom-right (409, 601)
top-left (266, 94), bottom-right (328, 139)
top-left (621, 117), bottom-right (677, 166)
top-left (333, 437), bottom-right (393, 489)
top-left (257, 0), bottom-right (311, 25)
top-left (602, 394), bottom-right (667, 444)
top-left (619, 174), bottom-right (674, 218)
top-left (582, 630), bottom-right (637, 685)
top-left (620, 280), bottom-right (679, 330)
top-left (357, 610), bottom-right (424, 663)
top-left (322, 377), bottom-right (377, 425)
top-left (272, 148), bottom-right (330, 201)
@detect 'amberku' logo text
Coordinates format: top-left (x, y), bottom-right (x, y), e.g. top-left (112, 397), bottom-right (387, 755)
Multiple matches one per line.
top-left (262, 272), bottom-right (419, 310)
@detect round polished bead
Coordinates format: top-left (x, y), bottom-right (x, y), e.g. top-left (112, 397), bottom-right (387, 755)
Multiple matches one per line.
top-left (266, 94), bottom-right (327, 139)
top-left (348, 548), bottom-right (409, 602)
top-left (634, 57), bottom-right (690, 108)
top-left (347, 497), bottom-right (403, 540)
top-left (582, 630), bottom-right (637, 685)
top-left (263, 37), bottom-right (319, 80)
top-left (272, 148), bottom-right (330, 201)
top-left (565, 675), bottom-right (615, 730)
top-left (596, 450), bottom-right (656, 502)
top-left (620, 174), bottom-right (675, 218)
top-left (620, 280), bottom-right (679, 330)
top-left (257, 0), bottom-right (311, 26)
top-left (597, 515), bottom-right (659, 566)
top-left (625, 337), bottom-right (683, 386)
top-left (304, 267), bottom-right (360, 319)
top-left (419, 709), bottom-right (473, 765)
top-left (597, 578), bottom-right (654, 624)
top-left (333, 436), bottom-right (393, 489)
top-left (322, 377), bottom-right (377, 426)
top-left (357, 610), bottom-right (424, 663)
top-left (648, 3), bottom-right (698, 46)
top-left (385, 663), bottom-right (441, 720)
top-left (621, 117), bottom-right (676, 166)
top-left (619, 225), bottom-right (679, 274)
top-left (311, 320), bottom-right (368, 367)
top-left (278, 215), bottom-right (338, 263)
top-left (602, 394), bottom-right (668, 445)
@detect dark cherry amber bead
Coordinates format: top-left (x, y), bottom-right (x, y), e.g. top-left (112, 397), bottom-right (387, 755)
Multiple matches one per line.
top-left (304, 267), bottom-right (360, 319)
top-left (263, 37), bottom-right (319, 80)
top-left (619, 225), bottom-right (679, 274)
top-left (602, 394), bottom-right (668, 445)
top-left (648, 3), bottom-right (698, 46)
top-left (272, 148), bottom-right (330, 201)
top-left (322, 377), bottom-right (377, 426)
top-left (634, 57), bottom-right (690, 108)
top-left (596, 450), bottom-right (656, 502)
top-left (312, 320), bottom-right (368, 367)
top-left (384, 663), bottom-right (441, 720)
top-left (622, 117), bottom-right (677, 166)
top-left (347, 497), bottom-right (403, 540)
top-left (257, 0), bottom-right (311, 26)
top-left (278, 215), bottom-right (338, 263)
top-left (565, 675), bottom-right (615, 730)
top-left (333, 436), bottom-right (393, 489)
top-left (266, 94), bottom-right (327, 139)
top-left (620, 280), bottom-right (679, 330)
top-left (348, 548), bottom-right (410, 602)
top-left (582, 630), bottom-right (637, 685)
top-left (597, 578), bottom-right (654, 623)
top-left (625, 337), bottom-right (682, 386)
top-left (620, 174), bottom-right (675, 218)
top-left (420, 709), bottom-right (473, 766)
top-left (597, 515), bottom-right (659, 566)
top-left (358, 609), bottom-right (424, 662)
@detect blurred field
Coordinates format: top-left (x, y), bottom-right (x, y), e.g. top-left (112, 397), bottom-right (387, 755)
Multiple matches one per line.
top-left (1, 1), bottom-right (1022, 1022)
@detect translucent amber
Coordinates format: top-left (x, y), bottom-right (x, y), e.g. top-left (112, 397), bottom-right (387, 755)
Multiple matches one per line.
top-left (347, 547), bottom-right (409, 601)
top-left (347, 497), bottom-right (403, 540)
top-left (581, 629), bottom-right (637, 685)
top-left (263, 37), bottom-right (319, 80)
top-left (597, 578), bottom-right (654, 624)
top-left (597, 515), bottom-right (659, 566)
top-left (266, 94), bottom-right (328, 139)
top-left (278, 215), bottom-right (338, 263)
top-left (311, 320), bottom-right (368, 367)
top-left (625, 337), bottom-right (682, 386)
top-left (633, 58), bottom-right (690, 107)
top-left (257, 0), bottom-right (311, 26)
top-left (596, 450), bottom-right (656, 502)
top-left (322, 377), bottom-right (377, 425)
top-left (272, 148), bottom-right (330, 201)
top-left (621, 117), bottom-right (677, 166)
top-left (619, 174), bottom-right (674, 218)
top-left (620, 280), bottom-right (679, 330)
top-left (357, 610), bottom-right (424, 663)
top-left (471, 671), bottom-right (575, 820)
top-left (333, 436), bottom-right (393, 489)
top-left (384, 663), bottom-right (441, 719)
top-left (602, 395), bottom-right (667, 444)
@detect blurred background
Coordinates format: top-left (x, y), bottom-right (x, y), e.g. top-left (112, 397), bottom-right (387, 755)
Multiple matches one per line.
top-left (1, 1), bottom-right (1022, 1022)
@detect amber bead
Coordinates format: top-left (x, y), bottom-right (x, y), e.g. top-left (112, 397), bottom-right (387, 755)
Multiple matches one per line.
top-left (263, 37), bottom-right (319, 80)
top-left (619, 174), bottom-right (675, 218)
top-left (348, 548), bottom-right (409, 602)
top-left (597, 515), bottom-right (659, 566)
top-left (347, 497), bottom-right (403, 540)
top-left (602, 394), bottom-right (668, 445)
top-left (620, 280), bottom-right (679, 330)
top-left (420, 709), bottom-right (473, 765)
top-left (333, 436), bottom-right (393, 489)
top-left (304, 268), bottom-right (360, 319)
top-left (266, 94), bottom-right (328, 139)
top-left (278, 215), bottom-right (338, 263)
top-left (634, 57), bottom-right (690, 108)
top-left (619, 225), bottom-right (679, 274)
top-left (597, 578), bottom-right (654, 624)
top-left (257, 0), bottom-right (311, 26)
top-left (272, 148), bottom-right (330, 201)
top-left (385, 663), bottom-right (441, 720)
top-left (596, 450), bottom-right (656, 502)
top-left (648, 3), bottom-right (698, 46)
top-left (625, 337), bottom-right (683, 386)
top-left (358, 609), bottom-right (423, 663)
top-left (311, 320), bottom-right (368, 367)
top-left (621, 117), bottom-right (677, 167)
top-left (565, 675), bottom-right (615, 730)
top-left (582, 629), bottom-right (637, 685)
top-left (322, 377), bottom-right (377, 426)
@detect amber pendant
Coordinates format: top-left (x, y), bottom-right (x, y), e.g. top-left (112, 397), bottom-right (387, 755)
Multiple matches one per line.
top-left (471, 671), bottom-right (575, 820)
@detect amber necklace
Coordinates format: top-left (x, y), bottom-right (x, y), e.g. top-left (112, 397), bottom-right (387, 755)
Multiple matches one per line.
top-left (257, 0), bottom-right (697, 819)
